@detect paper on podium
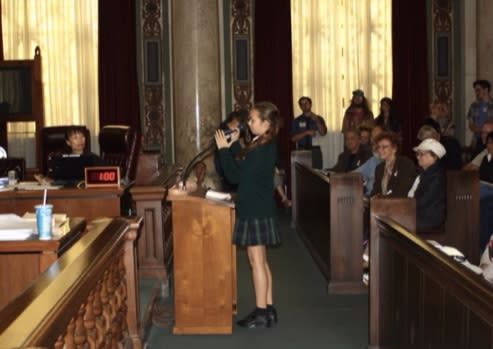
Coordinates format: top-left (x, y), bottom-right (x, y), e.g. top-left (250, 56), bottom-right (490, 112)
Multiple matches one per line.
top-left (205, 190), bottom-right (232, 202)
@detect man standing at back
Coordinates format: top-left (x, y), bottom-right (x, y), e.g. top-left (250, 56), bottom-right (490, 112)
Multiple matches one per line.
top-left (290, 96), bottom-right (327, 169)
top-left (467, 80), bottom-right (493, 155)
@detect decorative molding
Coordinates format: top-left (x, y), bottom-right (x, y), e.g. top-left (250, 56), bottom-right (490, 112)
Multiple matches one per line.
top-left (141, 0), bottom-right (165, 152)
top-left (432, 0), bottom-right (453, 113)
top-left (231, 0), bottom-right (253, 111)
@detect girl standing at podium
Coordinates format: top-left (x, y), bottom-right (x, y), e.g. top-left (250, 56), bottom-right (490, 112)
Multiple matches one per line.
top-left (215, 101), bottom-right (281, 329)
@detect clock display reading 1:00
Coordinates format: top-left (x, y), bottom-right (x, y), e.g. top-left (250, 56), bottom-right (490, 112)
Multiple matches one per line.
top-left (90, 170), bottom-right (117, 182)
top-left (84, 167), bottom-right (120, 188)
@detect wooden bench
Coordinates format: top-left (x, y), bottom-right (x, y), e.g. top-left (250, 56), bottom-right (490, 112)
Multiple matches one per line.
top-left (368, 202), bottom-right (493, 348)
top-left (294, 162), bottom-right (366, 294)
top-left (0, 217), bottom-right (142, 349)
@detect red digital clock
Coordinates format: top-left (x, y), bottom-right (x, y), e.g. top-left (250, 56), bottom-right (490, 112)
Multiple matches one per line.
top-left (84, 166), bottom-right (120, 188)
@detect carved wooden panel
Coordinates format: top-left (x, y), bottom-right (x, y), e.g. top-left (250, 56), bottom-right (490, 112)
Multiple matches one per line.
top-left (231, 0), bottom-right (253, 111)
top-left (432, 0), bottom-right (453, 113)
top-left (53, 252), bottom-right (129, 349)
top-left (141, 0), bottom-right (165, 152)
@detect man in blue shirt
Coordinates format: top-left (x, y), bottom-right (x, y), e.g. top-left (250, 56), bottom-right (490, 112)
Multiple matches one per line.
top-left (290, 96), bottom-right (327, 168)
top-left (467, 80), bottom-right (493, 155)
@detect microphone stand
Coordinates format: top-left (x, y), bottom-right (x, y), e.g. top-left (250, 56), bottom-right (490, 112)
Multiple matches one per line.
top-left (180, 141), bottom-right (216, 191)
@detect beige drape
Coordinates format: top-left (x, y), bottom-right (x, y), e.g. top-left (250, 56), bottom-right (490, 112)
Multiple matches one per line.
top-left (291, 0), bottom-right (392, 167)
top-left (1, 0), bottom-right (99, 164)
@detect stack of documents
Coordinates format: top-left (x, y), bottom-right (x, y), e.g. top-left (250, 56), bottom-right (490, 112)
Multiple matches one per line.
top-left (205, 190), bottom-right (232, 202)
top-left (427, 240), bottom-right (483, 275)
top-left (0, 214), bottom-right (36, 240)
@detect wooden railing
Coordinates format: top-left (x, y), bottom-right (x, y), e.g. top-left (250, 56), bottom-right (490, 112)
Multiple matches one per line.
top-left (369, 203), bottom-right (493, 348)
top-left (294, 162), bottom-right (366, 294)
top-left (0, 217), bottom-right (142, 349)
top-left (130, 166), bottom-right (178, 281)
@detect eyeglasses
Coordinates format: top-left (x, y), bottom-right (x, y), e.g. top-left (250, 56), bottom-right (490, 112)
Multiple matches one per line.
top-left (416, 151), bottom-right (430, 157)
top-left (377, 144), bottom-right (391, 150)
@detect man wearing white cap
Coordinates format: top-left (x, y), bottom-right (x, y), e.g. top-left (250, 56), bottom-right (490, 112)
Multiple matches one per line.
top-left (408, 138), bottom-right (447, 231)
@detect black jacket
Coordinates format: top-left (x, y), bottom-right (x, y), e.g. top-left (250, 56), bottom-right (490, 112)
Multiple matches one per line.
top-left (371, 155), bottom-right (417, 197)
top-left (414, 161), bottom-right (446, 231)
top-left (330, 146), bottom-right (371, 173)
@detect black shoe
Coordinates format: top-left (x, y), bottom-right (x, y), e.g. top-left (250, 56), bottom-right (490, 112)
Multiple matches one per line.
top-left (268, 306), bottom-right (278, 325)
top-left (237, 309), bottom-right (271, 328)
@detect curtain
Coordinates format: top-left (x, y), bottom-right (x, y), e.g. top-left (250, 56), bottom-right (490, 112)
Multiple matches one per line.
top-left (1, 0), bottom-right (99, 156)
top-left (254, 0), bottom-right (294, 184)
top-left (0, 3), bottom-right (3, 60)
top-left (98, 0), bottom-right (140, 132)
top-left (291, 0), bottom-right (392, 166)
top-left (392, 0), bottom-right (429, 156)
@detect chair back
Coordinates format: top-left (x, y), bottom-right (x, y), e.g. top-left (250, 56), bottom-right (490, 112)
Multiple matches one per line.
top-left (99, 125), bottom-right (140, 181)
top-left (40, 126), bottom-right (91, 175)
top-left (0, 158), bottom-right (25, 180)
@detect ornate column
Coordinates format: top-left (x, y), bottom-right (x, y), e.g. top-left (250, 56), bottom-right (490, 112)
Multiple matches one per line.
top-left (477, 0), bottom-right (493, 81)
top-left (170, 0), bottom-right (222, 175)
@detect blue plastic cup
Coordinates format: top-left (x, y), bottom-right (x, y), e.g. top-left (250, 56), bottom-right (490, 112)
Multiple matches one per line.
top-left (35, 204), bottom-right (53, 240)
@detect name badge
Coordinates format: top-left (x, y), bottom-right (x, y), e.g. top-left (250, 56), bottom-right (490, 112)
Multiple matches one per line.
top-left (299, 121), bottom-right (306, 128)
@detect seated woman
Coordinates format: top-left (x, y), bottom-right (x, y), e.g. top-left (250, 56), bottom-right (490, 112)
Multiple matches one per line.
top-left (408, 138), bottom-right (447, 232)
top-left (37, 126), bottom-right (101, 184)
top-left (480, 235), bottom-right (493, 284)
top-left (354, 125), bottom-right (384, 195)
top-left (371, 132), bottom-right (417, 197)
top-left (479, 131), bottom-right (493, 251)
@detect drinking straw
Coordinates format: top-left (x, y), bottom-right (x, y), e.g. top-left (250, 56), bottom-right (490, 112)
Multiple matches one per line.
top-left (43, 188), bottom-right (47, 206)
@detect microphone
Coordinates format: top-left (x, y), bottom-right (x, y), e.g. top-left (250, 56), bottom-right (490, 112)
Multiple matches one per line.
top-left (220, 123), bottom-right (245, 141)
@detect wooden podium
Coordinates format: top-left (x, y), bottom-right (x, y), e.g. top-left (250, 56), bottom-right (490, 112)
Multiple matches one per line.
top-left (168, 190), bottom-right (236, 334)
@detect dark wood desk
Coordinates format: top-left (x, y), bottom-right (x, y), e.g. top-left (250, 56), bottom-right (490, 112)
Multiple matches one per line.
top-left (0, 186), bottom-right (124, 221)
top-left (0, 217), bottom-right (86, 309)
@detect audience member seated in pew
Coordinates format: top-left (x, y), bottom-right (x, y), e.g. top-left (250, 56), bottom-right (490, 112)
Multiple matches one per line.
top-left (417, 124), bottom-right (462, 171)
top-left (358, 125), bottom-right (372, 154)
top-left (370, 131), bottom-right (417, 197)
top-left (463, 121), bottom-right (493, 171)
top-left (479, 131), bottom-right (493, 251)
top-left (480, 235), bottom-right (493, 283)
top-left (354, 125), bottom-right (384, 195)
top-left (329, 128), bottom-right (371, 173)
top-left (408, 138), bottom-right (446, 232)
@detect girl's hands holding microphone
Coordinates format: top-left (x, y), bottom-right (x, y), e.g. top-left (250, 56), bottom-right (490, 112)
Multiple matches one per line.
top-left (214, 127), bottom-right (240, 149)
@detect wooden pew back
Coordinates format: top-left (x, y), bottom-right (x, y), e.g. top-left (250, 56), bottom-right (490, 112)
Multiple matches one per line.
top-left (369, 201), bottom-right (493, 349)
top-left (444, 170), bottom-right (480, 264)
top-left (0, 218), bottom-right (142, 349)
top-left (294, 162), bottom-right (365, 294)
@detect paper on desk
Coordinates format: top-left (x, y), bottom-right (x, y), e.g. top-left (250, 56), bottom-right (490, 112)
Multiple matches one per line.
top-left (23, 212), bottom-right (67, 225)
top-left (205, 190), bottom-right (232, 202)
top-left (0, 214), bottom-right (36, 240)
top-left (0, 229), bottom-right (33, 240)
top-left (16, 182), bottom-right (62, 190)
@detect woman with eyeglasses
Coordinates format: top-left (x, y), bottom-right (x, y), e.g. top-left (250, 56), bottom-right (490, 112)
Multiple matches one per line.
top-left (408, 138), bottom-right (447, 232)
top-left (370, 132), bottom-right (417, 197)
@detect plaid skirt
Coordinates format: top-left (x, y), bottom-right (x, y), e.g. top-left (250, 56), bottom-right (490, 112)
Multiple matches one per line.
top-left (233, 216), bottom-right (281, 246)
